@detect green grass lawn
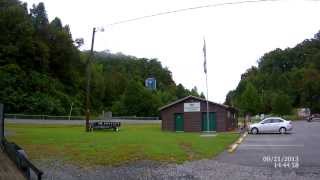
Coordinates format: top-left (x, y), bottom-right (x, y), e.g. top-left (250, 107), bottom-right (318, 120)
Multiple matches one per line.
top-left (6, 123), bottom-right (239, 166)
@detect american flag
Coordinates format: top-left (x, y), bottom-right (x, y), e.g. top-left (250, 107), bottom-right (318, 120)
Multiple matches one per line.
top-left (203, 39), bottom-right (207, 74)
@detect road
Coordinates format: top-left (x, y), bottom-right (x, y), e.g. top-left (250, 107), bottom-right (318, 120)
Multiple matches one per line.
top-left (216, 121), bottom-right (320, 176)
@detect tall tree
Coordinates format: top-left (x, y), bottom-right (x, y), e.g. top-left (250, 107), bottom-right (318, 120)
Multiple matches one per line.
top-left (30, 2), bottom-right (48, 32)
top-left (239, 82), bottom-right (262, 116)
top-left (271, 92), bottom-right (292, 115)
top-left (190, 86), bottom-right (200, 97)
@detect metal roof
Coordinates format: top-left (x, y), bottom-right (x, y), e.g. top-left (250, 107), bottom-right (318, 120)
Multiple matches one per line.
top-left (158, 95), bottom-right (237, 111)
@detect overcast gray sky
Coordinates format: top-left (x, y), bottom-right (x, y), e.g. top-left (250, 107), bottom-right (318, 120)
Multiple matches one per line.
top-left (25, 0), bottom-right (320, 103)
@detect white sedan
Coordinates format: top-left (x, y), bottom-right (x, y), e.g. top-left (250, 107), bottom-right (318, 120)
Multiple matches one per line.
top-left (248, 117), bottom-right (293, 134)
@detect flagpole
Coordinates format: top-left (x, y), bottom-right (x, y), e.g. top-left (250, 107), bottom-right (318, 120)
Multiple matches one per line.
top-left (205, 70), bottom-right (210, 132)
top-left (203, 38), bottom-right (210, 132)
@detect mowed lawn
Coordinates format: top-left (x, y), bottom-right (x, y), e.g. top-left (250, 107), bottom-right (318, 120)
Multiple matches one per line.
top-left (6, 123), bottom-right (239, 166)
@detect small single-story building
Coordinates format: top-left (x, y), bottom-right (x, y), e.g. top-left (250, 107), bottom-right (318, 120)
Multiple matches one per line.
top-left (159, 96), bottom-right (238, 132)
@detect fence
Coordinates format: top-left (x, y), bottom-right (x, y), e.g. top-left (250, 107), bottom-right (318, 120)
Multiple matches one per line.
top-left (5, 114), bottom-right (160, 120)
top-left (2, 138), bottom-right (43, 180)
top-left (1, 105), bottom-right (43, 180)
top-left (5, 114), bottom-right (86, 120)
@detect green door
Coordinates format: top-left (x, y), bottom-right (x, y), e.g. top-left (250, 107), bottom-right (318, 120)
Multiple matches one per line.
top-left (175, 113), bottom-right (184, 132)
top-left (202, 112), bottom-right (216, 131)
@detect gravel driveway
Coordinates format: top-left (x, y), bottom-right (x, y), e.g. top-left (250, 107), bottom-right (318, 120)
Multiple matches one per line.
top-left (32, 158), bottom-right (319, 180)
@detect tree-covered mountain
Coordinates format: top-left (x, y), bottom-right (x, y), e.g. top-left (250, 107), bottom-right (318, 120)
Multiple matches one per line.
top-left (85, 51), bottom-right (204, 116)
top-left (225, 31), bottom-right (320, 115)
top-left (0, 0), bottom-right (85, 115)
top-left (0, 0), bottom-right (203, 116)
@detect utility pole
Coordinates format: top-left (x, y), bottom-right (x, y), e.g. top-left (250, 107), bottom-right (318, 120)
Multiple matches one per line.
top-left (85, 27), bottom-right (96, 132)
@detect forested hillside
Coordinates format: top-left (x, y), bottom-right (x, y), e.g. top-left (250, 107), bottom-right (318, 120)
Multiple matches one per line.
top-left (0, 0), bottom-right (203, 116)
top-left (225, 31), bottom-right (320, 115)
top-left (85, 51), bottom-right (204, 116)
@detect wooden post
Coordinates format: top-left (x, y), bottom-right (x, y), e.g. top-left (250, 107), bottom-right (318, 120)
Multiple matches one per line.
top-left (85, 27), bottom-right (96, 132)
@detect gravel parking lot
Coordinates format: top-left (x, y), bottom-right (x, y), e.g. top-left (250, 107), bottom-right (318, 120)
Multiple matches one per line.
top-left (35, 157), bottom-right (319, 180)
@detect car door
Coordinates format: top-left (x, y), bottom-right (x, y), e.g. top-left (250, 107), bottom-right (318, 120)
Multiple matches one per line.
top-left (271, 119), bottom-right (284, 132)
top-left (259, 119), bottom-right (273, 133)
top-left (270, 119), bottom-right (281, 132)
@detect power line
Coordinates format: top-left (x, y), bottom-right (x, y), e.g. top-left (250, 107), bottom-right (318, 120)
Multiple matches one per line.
top-left (106, 0), bottom-right (282, 26)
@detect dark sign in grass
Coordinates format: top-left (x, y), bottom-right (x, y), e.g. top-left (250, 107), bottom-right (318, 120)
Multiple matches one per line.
top-left (6, 124), bottom-right (239, 166)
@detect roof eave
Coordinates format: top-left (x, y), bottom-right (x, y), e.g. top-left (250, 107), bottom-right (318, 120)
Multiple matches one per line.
top-left (159, 95), bottom-right (238, 111)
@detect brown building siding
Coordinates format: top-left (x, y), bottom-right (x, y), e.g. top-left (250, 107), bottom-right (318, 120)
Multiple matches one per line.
top-left (184, 111), bottom-right (201, 132)
top-left (160, 96), bottom-right (238, 132)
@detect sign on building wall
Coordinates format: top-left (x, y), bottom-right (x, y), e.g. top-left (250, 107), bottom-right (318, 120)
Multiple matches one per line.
top-left (184, 102), bottom-right (200, 112)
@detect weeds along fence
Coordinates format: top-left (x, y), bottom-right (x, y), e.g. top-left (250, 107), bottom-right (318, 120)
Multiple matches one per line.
top-left (5, 114), bottom-right (160, 120)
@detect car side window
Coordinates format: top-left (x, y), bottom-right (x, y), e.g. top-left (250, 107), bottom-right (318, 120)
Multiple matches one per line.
top-left (272, 119), bottom-right (283, 123)
top-left (262, 119), bottom-right (272, 124)
top-left (273, 119), bottom-right (283, 123)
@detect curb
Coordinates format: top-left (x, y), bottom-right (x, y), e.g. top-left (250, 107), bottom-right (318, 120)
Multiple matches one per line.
top-left (228, 132), bottom-right (248, 153)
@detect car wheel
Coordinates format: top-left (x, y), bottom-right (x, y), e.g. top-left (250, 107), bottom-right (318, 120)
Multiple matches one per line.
top-left (279, 127), bottom-right (286, 134)
top-left (251, 128), bottom-right (258, 134)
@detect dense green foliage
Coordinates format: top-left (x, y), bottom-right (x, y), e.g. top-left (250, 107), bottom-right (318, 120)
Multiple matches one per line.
top-left (88, 51), bottom-right (204, 116)
top-left (225, 31), bottom-right (320, 115)
top-left (237, 82), bottom-right (262, 115)
top-left (0, 0), bottom-right (84, 115)
top-left (0, 0), bottom-right (203, 116)
top-left (271, 92), bottom-right (292, 115)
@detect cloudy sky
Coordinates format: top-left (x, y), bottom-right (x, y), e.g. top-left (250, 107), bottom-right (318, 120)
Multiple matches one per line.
top-left (25, 0), bottom-right (320, 103)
